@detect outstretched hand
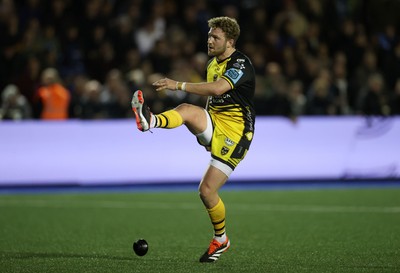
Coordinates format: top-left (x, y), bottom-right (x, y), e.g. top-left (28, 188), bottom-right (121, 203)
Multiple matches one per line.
top-left (152, 78), bottom-right (176, 92)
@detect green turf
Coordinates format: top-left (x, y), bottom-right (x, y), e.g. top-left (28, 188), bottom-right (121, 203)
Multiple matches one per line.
top-left (0, 188), bottom-right (399, 273)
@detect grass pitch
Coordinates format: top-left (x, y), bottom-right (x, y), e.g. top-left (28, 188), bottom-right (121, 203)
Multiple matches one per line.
top-left (0, 187), bottom-right (399, 273)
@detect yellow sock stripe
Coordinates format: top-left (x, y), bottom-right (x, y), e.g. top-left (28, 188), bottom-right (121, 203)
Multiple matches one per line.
top-left (212, 219), bottom-right (226, 233)
top-left (207, 198), bottom-right (226, 236)
top-left (155, 110), bottom-right (183, 129)
top-left (158, 114), bottom-right (168, 127)
top-left (213, 222), bottom-right (226, 235)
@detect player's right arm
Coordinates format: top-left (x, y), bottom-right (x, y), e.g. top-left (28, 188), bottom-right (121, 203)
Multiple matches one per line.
top-left (152, 77), bottom-right (231, 96)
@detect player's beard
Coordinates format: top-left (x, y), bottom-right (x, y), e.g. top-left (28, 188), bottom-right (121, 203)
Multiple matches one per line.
top-left (208, 42), bottom-right (227, 58)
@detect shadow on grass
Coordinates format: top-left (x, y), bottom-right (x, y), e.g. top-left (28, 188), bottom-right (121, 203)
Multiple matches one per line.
top-left (0, 251), bottom-right (134, 261)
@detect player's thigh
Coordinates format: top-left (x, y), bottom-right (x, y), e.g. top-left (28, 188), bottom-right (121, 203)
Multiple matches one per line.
top-left (175, 103), bottom-right (208, 134)
top-left (210, 128), bottom-right (248, 171)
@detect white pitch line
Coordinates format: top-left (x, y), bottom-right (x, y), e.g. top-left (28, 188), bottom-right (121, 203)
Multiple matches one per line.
top-left (229, 203), bottom-right (400, 213)
top-left (0, 199), bottom-right (399, 214)
top-left (0, 199), bottom-right (200, 210)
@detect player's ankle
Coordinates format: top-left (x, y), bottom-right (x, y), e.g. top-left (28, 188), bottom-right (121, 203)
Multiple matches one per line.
top-left (214, 233), bottom-right (227, 243)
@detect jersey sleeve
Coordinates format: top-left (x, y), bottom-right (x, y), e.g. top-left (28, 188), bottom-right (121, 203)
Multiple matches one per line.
top-left (221, 56), bottom-right (253, 89)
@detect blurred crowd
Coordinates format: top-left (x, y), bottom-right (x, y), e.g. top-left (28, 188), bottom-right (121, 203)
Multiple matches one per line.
top-left (1, 0), bottom-right (400, 120)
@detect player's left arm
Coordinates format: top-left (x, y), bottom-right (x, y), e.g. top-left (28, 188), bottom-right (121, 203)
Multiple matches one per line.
top-left (153, 77), bottom-right (231, 96)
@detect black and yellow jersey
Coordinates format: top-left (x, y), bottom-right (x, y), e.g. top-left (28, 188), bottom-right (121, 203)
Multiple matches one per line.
top-left (206, 50), bottom-right (256, 148)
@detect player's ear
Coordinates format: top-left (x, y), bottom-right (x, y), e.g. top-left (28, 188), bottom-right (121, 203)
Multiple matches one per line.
top-left (227, 38), bottom-right (235, 48)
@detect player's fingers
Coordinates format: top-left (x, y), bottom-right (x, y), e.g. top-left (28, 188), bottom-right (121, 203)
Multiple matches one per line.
top-left (153, 84), bottom-right (167, 91)
top-left (153, 78), bottom-right (168, 85)
top-left (153, 78), bottom-right (171, 91)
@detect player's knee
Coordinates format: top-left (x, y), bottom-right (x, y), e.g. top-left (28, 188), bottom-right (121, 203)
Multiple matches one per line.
top-left (198, 183), bottom-right (214, 199)
top-left (175, 103), bottom-right (192, 115)
top-left (175, 103), bottom-right (202, 122)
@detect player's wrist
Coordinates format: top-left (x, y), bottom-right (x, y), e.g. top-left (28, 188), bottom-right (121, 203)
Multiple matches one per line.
top-left (175, 81), bottom-right (187, 91)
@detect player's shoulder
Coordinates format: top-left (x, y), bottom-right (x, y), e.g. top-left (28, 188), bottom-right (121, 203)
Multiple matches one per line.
top-left (228, 51), bottom-right (253, 68)
top-left (232, 50), bottom-right (249, 58)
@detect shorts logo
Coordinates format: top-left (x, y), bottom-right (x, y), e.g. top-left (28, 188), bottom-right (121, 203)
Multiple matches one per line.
top-left (221, 146), bottom-right (230, 155)
top-left (245, 132), bottom-right (253, 141)
top-left (224, 137), bottom-right (234, 146)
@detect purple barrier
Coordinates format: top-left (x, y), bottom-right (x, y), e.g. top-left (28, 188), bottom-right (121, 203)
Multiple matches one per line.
top-left (0, 117), bottom-right (399, 186)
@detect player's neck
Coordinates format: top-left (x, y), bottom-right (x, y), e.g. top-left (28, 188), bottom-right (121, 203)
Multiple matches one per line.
top-left (216, 48), bottom-right (236, 62)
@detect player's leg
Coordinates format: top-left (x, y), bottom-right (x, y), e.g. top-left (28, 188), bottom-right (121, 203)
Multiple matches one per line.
top-left (198, 163), bottom-right (232, 263)
top-left (131, 90), bottom-right (207, 133)
top-left (199, 165), bottom-right (228, 208)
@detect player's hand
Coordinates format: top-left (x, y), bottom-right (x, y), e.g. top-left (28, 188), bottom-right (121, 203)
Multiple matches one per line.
top-left (152, 78), bottom-right (176, 92)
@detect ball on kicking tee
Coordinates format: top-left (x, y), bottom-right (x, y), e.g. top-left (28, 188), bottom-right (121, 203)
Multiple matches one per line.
top-left (133, 239), bottom-right (148, 256)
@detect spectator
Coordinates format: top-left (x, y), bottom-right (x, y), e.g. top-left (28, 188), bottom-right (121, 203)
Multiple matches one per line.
top-left (253, 75), bottom-right (269, 116)
top-left (110, 15), bottom-right (137, 65)
top-left (288, 80), bottom-right (306, 117)
top-left (87, 40), bottom-right (118, 82)
top-left (353, 49), bottom-right (381, 97)
top-left (305, 75), bottom-right (336, 115)
top-left (120, 48), bottom-right (142, 74)
top-left (358, 73), bottom-right (389, 116)
top-left (34, 67), bottom-right (70, 119)
top-left (40, 25), bottom-right (61, 68)
top-left (59, 24), bottom-right (85, 78)
top-left (381, 40), bottom-right (400, 90)
top-left (0, 84), bottom-right (31, 120)
top-left (68, 74), bottom-right (89, 118)
top-left (331, 53), bottom-right (352, 115)
top-left (0, 0), bottom-right (20, 87)
top-left (0, 1), bottom-right (399, 119)
top-left (43, 0), bottom-right (72, 36)
top-left (263, 62), bottom-right (292, 117)
top-left (79, 79), bottom-right (108, 119)
top-left (14, 55), bottom-right (41, 106)
top-left (19, 18), bottom-right (42, 59)
top-left (389, 78), bottom-right (400, 115)
top-left (84, 24), bottom-right (107, 77)
top-left (102, 69), bottom-right (130, 118)
top-left (135, 15), bottom-right (166, 56)
top-left (148, 38), bottom-right (172, 75)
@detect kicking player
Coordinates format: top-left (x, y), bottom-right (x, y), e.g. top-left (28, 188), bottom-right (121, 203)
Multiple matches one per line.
top-left (131, 16), bottom-right (256, 262)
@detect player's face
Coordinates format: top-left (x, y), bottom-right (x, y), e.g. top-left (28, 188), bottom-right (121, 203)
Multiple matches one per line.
top-left (207, 28), bottom-right (229, 58)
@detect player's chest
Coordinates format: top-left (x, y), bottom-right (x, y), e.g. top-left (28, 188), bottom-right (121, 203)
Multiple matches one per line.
top-left (207, 62), bottom-right (228, 82)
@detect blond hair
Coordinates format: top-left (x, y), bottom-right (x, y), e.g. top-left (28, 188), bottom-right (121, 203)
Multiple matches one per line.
top-left (208, 16), bottom-right (240, 44)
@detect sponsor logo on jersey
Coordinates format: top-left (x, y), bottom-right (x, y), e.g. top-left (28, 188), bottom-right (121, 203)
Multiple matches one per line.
top-left (224, 137), bottom-right (234, 146)
top-left (225, 68), bottom-right (244, 84)
top-left (233, 59), bottom-right (246, 69)
top-left (212, 93), bottom-right (231, 103)
top-left (221, 146), bottom-right (230, 155)
top-left (245, 106), bottom-right (254, 131)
